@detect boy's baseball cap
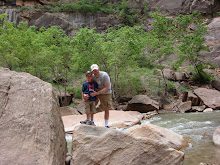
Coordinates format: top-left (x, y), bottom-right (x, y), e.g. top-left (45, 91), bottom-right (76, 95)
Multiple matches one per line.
top-left (91, 64), bottom-right (99, 71)
top-left (86, 71), bottom-right (93, 75)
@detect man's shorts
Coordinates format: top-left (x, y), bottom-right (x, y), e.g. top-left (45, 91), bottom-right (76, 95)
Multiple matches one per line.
top-left (85, 100), bottom-right (96, 114)
top-left (96, 94), bottom-right (113, 112)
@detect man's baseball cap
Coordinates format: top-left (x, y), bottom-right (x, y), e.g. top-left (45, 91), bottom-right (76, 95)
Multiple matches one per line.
top-left (91, 64), bottom-right (99, 71)
top-left (86, 71), bottom-right (93, 75)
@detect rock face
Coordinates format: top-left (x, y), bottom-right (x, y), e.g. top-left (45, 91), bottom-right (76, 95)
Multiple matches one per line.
top-left (126, 95), bottom-right (159, 113)
top-left (213, 126), bottom-right (220, 146)
top-left (71, 125), bottom-right (184, 165)
top-left (127, 123), bottom-right (186, 150)
top-left (203, 17), bottom-right (220, 67)
top-left (147, 0), bottom-right (219, 15)
top-left (0, 67), bottom-right (66, 165)
top-left (194, 88), bottom-right (220, 109)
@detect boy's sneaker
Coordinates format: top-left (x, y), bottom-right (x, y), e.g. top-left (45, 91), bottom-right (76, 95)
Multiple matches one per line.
top-left (80, 119), bottom-right (89, 124)
top-left (91, 121), bottom-right (96, 126)
top-left (86, 120), bottom-right (96, 126)
top-left (105, 126), bottom-right (110, 128)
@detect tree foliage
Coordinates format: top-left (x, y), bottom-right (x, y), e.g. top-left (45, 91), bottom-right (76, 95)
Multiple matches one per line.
top-left (0, 11), bottom-right (210, 99)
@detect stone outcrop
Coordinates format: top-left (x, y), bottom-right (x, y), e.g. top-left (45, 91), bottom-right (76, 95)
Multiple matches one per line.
top-left (60, 106), bottom-right (80, 116)
top-left (126, 95), bottom-right (159, 113)
top-left (147, 0), bottom-right (219, 15)
top-left (71, 125), bottom-right (184, 165)
top-left (194, 88), bottom-right (220, 109)
top-left (213, 126), bottom-right (220, 146)
top-left (203, 17), bottom-right (220, 67)
top-left (0, 67), bottom-right (66, 165)
top-left (127, 123), bottom-right (186, 150)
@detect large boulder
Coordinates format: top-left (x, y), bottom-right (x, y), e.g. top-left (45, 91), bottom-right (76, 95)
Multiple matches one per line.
top-left (213, 126), bottom-right (220, 146)
top-left (71, 125), bottom-right (184, 165)
top-left (127, 123), bottom-right (187, 150)
top-left (126, 95), bottom-right (159, 113)
top-left (194, 88), bottom-right (220, 109)
top-left (0, 67), bottom-right (66, 165)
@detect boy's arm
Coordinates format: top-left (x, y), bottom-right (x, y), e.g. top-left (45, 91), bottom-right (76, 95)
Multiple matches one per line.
top-left (82, 92), bottom-right (85, 103)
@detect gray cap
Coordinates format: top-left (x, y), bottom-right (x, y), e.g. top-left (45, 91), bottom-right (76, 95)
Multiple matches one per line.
top-left (86, 71), bottom-right (93, 75)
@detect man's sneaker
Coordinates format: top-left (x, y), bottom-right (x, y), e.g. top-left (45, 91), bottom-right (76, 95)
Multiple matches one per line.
top-left (105, 126), bottom-right (110, 128)
top-left (80, 119), bottom-right (89, 124)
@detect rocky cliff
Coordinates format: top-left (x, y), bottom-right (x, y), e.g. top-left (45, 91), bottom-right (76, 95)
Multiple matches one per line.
top-left (0, 0), bottom-right (219, 66)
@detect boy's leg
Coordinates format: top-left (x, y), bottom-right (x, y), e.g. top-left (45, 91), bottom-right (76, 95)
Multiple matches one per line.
top-left (90, 113), bottom-right (94, 121)
top-left (80, 101), bottom-right (90, 124)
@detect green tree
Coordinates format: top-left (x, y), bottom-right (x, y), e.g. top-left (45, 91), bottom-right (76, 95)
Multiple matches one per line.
top-left (173, 11), bottom-right (210, 84)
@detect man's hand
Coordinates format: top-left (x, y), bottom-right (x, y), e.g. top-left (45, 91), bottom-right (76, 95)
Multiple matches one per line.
top-left (90, 91), bottom-right (98, 97)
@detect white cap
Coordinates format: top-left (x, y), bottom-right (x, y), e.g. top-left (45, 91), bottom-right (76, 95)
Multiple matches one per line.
top-left (91, 64), bottom-right (99, 71)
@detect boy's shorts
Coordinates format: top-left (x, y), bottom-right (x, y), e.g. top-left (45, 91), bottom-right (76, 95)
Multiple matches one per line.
top-left (85, 100), bottom-right (96, 114)
top-left (96, 94), bottom-right (113, 112)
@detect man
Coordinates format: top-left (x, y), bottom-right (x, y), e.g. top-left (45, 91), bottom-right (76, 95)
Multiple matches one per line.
top-left (89, 64), bottom-right (113, 128)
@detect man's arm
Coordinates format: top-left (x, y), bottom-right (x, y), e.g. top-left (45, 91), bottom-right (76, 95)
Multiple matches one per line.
top-left (90, 82), bottom-right (109, 97)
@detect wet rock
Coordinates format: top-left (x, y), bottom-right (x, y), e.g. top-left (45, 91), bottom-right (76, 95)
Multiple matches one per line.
top-left (213, 126), bottom-right (220, 146)
top-left (0, 67), bottom-right (66, 165)
top-left (71, 125), bottom-right (184, 165)
top-left (203, 108), bottom-right (213, 113)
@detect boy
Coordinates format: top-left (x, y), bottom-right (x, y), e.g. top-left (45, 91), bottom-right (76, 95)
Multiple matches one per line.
top-left (80, 71), bottom-right (98, 126)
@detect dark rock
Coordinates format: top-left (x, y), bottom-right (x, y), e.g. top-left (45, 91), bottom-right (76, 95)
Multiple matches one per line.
top-left (126, 95), bottom-right (159, 113)
top-left (117, 96), bottom-right (132, 103)
top-left (211, 80), bottom-right (220, 91)
top-left (187, 91), bottom-right (199, 106)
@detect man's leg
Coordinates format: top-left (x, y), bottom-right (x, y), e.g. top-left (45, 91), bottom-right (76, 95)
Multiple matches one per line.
top-left (104, 109), bottom-right (109, 127)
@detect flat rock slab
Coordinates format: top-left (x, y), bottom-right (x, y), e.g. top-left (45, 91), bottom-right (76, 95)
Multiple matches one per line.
top-left (194, 88), bottom-right (220, 109)
top-left (62, 110), bottom-right (142, 132)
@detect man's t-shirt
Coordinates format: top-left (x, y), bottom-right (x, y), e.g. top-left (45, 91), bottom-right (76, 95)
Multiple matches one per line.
top-left (92, 71), bottom-right (112, 94)
top-left (82, 81), bottom-right (98, 101)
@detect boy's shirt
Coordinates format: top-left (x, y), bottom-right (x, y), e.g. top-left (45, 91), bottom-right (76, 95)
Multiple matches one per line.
top-left (82, 81), bottom-right (98, 101)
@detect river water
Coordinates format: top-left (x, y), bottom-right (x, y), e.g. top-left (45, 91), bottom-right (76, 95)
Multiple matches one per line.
top-left (142, 110), bottom-right (220, 165)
